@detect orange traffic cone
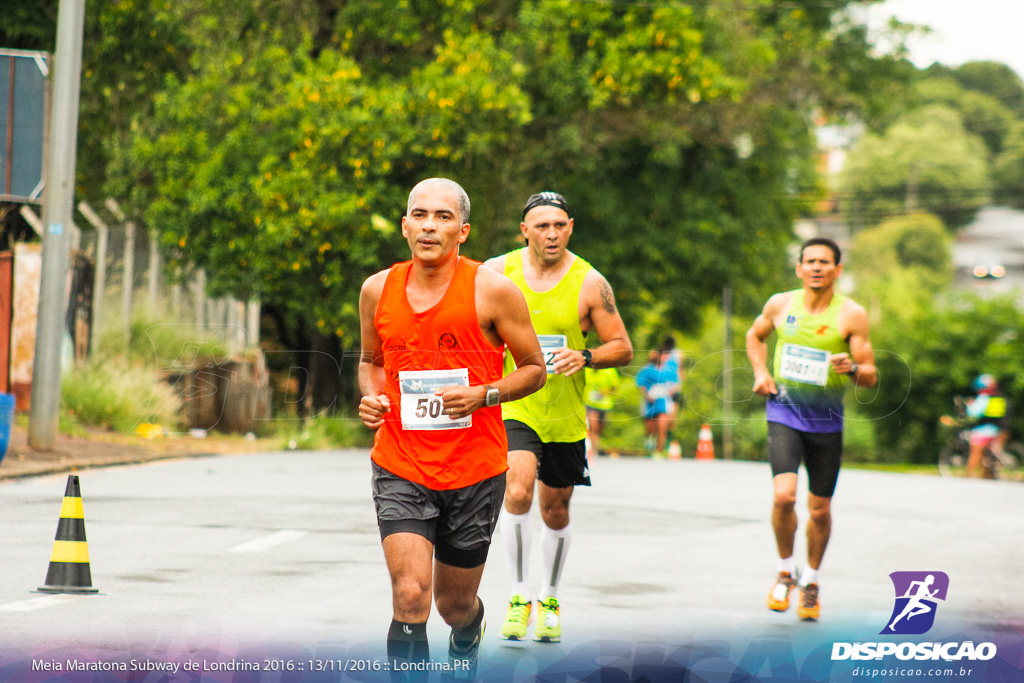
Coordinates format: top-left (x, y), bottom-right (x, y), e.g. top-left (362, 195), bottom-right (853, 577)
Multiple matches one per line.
top-left (668, 441), bottom-right (682, 460)
top-left (695, 424), bottom-right (715, 460)
top-left (38, 475), bottom-right (99, 594)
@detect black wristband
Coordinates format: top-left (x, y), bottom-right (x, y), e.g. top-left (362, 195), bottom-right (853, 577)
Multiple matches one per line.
top-left (581, 349), bottom-right (594, 368)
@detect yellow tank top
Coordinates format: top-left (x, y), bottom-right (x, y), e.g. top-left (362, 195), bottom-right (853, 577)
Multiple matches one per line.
top-left (502, 248), bottom-right (592, 442)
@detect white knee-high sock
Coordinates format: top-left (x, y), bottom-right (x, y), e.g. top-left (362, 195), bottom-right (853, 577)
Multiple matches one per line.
top-left (500, 508), bottom-right (532, 597)
top-left (539, 523), bottom-right (572, 600)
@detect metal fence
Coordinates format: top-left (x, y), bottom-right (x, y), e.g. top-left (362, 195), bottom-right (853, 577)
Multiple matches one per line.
top-left (73, 199), bottom-right (260, 356)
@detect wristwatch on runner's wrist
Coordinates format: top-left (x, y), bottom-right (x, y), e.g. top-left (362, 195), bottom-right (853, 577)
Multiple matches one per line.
top-left (484, 385), bottom-right (500, 407)
top-left (581, 349), bottom-right (594, 368)
top-left (846, 363), bottom-right (859, 377)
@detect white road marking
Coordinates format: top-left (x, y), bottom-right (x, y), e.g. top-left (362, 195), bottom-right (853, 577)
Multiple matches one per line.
top-left (0, 594), bottom-right (89, 612)
top-left (229, 529), bottom-right (308, 553)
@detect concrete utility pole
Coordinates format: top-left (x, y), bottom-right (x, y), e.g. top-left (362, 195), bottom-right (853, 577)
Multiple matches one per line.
top-left (29, 0), bottom-right (86, 450)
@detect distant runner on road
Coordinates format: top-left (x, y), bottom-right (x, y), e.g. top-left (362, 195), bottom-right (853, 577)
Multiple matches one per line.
top-left (745, 237), bottom-right (877, 622)
top-left (358, 178), bottom-right (546, 681)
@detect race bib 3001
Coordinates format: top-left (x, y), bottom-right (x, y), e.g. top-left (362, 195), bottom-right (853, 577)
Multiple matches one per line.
top-left (779, 343), bottom-right (830, 387)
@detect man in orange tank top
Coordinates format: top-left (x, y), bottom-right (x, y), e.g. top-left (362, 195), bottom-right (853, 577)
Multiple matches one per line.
top-left (358, 178), bottom-right (546, 681)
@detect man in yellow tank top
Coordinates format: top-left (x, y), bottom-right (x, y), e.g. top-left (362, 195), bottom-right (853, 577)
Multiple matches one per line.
top-left (745, 237), bottom-right (877, 622)
top-left (484, 191), bottom-right (633, 643)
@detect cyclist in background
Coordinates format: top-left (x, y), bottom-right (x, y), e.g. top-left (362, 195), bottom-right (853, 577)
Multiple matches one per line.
top-left (965, 374), bottom-right (1011, 479)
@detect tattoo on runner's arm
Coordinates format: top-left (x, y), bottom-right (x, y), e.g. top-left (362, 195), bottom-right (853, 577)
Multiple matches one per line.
top-left (599, 280), bottom-right (616, 314)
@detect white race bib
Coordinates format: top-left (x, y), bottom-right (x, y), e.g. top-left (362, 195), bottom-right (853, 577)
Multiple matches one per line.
top-left (538, 335), bottom-right (567, 374)
top-left (399, 368), bottom-right (471, 430)
top-left (648, 383), bottom-right (671, 400)
top-left (779, 344), bottom-right (830, 387)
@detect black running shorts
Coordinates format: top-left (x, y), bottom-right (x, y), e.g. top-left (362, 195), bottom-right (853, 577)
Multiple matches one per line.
top-left (504, 419), bottom-right (591, 488)
top-left (767, 421), bottom-right (843, 498)
top-left (371, 462), bottom-right (506, 568)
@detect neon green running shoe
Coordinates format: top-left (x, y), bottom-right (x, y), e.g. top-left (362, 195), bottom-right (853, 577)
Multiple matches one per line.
top-left (533, 597), bottom-right (561, 643)
top-left (499, 595), bottom-right (531, 641)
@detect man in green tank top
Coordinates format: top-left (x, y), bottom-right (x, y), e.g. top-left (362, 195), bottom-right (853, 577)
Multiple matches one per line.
top-left (484, 191), bottom-right (633, 643)
top-left (745, 237), bottom-right (877, 622)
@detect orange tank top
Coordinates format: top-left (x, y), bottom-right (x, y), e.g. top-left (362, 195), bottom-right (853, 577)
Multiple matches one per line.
top-left (370, 257), bottom-right (508, 490)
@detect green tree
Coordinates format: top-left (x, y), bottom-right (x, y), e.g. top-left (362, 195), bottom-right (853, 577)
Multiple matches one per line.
top-left (953, 60), bottom-right (1024, 117)
top-left (839, 106), bottom-right (990, 230)
top-left (993, 123), bottom-right (1024, 209)
top-left (0, 0), bottom-right (58, 48)
top-left (913, 76), bottom-right (1017, 158)
top-left (861, 292), bottom-right (1024, 464)
top-left (850, 213), bottom-right (952, 291)
top-left (104, 0), bottom-right (914, 409)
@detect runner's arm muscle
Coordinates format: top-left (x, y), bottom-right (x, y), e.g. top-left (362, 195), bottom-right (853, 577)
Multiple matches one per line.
top-left (568, 270), bottom-right (632, 374)
top-left (357, 271), bottom-right (389, 429)
top-left (841, 301), bottom-right (877, 388)
top-left (746, 294), bottom-right (784, 396)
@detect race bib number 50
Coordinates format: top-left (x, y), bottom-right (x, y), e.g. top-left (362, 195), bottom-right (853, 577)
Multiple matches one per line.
top-left (399, 368), bottom-right (471, 430)
top-left (779, 344), bottom-right (830, 386)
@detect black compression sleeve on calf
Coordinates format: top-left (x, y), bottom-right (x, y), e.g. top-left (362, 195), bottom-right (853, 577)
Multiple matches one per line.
top-left (387, 619), bottom-right (429, 663)
top-left (451, 598), bottom-right (484, 650)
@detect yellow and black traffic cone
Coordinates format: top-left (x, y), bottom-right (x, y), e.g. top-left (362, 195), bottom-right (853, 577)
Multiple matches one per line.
top-left (38, 475), bottom-right (99, 594)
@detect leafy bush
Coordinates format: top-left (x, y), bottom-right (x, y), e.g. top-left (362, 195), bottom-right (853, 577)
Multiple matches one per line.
top-left (61, 360), bottom-right (182, 434)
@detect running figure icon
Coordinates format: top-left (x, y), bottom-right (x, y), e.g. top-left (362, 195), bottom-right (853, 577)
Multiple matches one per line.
top-left (882, 571), bottom-right (949, 635)
top-left (887, 575), bottom-right (939, 631)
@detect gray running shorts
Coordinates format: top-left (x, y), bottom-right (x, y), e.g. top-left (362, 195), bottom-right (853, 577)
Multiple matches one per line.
top-left (371, 462), bottom-right (506, 568)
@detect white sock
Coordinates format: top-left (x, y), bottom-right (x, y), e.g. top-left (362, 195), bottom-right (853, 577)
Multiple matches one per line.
top-left (778, 556), bottom-right (796, 575)
top-left (539, 523), bottom-right (572, 601)
top-left (800, 567), bottom-right (819, 586)
top-left (500, 508), bottom-right (532, 598)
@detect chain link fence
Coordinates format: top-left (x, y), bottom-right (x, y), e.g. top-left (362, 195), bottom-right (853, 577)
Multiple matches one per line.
top-left (74, 200), bottom-right (259, 356)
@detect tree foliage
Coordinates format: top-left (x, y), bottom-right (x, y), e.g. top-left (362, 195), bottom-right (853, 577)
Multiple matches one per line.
top-left (859, 291), bottom-right (1024, 464)
top-left (952, 60), bottom-right (1024, 117)
top-left (839, 106), bottom-right (990, 230)
top-left (3, 0), bottom-right (918, 409)
top-left (850, 213), bottom-right (952, 291)
top-left (993, 123), bottom-right (1024, 210)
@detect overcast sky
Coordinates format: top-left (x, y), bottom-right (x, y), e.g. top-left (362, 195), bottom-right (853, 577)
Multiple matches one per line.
top-left (869, 0), bottom-right (1024, 79)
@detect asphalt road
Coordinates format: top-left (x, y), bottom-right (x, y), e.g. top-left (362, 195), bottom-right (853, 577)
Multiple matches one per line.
top-left (0, 450), bottom-right (1021, 681)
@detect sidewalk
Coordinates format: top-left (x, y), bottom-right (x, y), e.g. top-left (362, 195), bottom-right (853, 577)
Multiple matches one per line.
top-left (0, 423), bottom-right (279, 480)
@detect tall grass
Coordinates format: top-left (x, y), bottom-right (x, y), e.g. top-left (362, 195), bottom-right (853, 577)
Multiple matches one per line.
top-left (60, 312), bottom-right (231, 435)
top-left (61, 360), bottom-right (181, 434)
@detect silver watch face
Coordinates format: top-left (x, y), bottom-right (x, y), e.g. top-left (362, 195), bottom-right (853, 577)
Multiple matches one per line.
top-left (486, 388), bottom-right (500, 406)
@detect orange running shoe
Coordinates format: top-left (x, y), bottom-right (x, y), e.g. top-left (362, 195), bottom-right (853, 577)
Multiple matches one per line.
top-left (797, 583), bottom-right (820, 621)
top-left (767, 571), bottom-right (797, 612)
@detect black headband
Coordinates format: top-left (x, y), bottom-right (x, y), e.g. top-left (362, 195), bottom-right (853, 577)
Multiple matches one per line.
top-left (522, 192), bottom-right (570, 219)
